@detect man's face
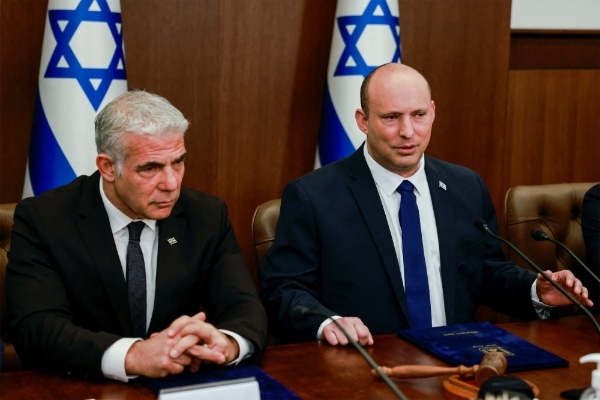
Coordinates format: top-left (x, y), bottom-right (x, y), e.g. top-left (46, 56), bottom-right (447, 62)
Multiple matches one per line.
top-left (356, 67), bottom-right (435, 178)
top-left (106, 132), bottom-right (186, 220)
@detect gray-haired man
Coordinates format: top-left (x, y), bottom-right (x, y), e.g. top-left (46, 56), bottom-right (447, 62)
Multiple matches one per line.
top-left (7, 91), bottom-right (267, 382)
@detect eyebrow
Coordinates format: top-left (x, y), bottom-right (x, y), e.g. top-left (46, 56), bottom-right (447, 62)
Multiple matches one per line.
top-left (135, 152), bottom-right (187, 170)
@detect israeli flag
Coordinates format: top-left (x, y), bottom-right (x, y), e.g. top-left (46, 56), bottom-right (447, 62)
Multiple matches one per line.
top-left (23, 0), bottom-right (127, 198)
top-left (315, 0), bottom-right (401, 168)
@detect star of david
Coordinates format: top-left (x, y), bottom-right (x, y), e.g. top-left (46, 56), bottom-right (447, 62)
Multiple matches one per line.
top-left (45, 0), bottom-right (126, 111)
top-left (335, 0), bottom-right (401, 78)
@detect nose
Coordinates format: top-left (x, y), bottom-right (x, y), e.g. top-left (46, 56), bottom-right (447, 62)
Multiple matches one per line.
top-left (158, 166), bottom-right (180, 191)
top-left (398, 116), bottom-right (414, 139)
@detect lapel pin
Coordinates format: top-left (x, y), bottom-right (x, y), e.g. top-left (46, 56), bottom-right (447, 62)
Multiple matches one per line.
top-left (167, 237), bottom-right (177, 245)
top-left (439, 181), bottom-right (447, 190)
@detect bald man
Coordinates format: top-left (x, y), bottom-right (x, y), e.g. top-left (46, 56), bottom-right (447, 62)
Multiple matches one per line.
top-left (260, 63), bottom-right (591, 345)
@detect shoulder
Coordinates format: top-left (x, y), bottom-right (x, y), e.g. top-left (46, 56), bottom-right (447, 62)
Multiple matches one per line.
top-left (584, 183), bottom-right (600, 201)
top-left (176, 187), bottom-right (227, 217)
top-left (426, 156), bottom-right (480, 181)
top-left (16, 174), bottom-right (93, 217)
top-left (291, 150), bottom-right (365, 194)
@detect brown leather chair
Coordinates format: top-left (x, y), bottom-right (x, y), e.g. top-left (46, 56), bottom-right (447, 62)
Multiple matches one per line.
top-left (504, 182), bottom-right (598, 316)
top-left (0, 203), bottom-right (23, 371)
top-left (251, 199), bottom-right (281, 271)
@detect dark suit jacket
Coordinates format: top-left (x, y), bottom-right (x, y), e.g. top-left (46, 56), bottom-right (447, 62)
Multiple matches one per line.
top-left (7, 171), bottom-right (267, 381)
top-left (582, 183), bottom-right (600, 313)
top-left (260, 145), bottom-right (538, 343)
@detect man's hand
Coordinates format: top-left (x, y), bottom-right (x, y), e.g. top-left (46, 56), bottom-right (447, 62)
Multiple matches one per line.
top-left (536, 269), bottom-right (593, 307)
top-left (166, 312), bottom-right (240, 370)
top-left (321, 317), bottom-right (373, 346)
top-left (124, 328), bottom-right (195, 378)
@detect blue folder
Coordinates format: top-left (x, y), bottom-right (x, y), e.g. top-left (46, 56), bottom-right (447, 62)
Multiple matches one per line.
top-left (142, 364), bottom-right (299, 400)
top-left (398, 322), bottom-right (569, 372)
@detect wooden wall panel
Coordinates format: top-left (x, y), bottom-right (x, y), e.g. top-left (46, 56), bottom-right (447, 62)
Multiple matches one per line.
top-left (510, 32), bottom-right (600, 69)
top-left (217, 0), bottom-right (335, 282)
top-left (0, 0), bottom-right (47, 201)
top-left (399, 0), bottom-right (512, 223)
top-left (121, 0), bottom-right (221, 195)
top-left (504, 70), bottom-right (600, 189)
top-left (0, 0), bottom-right (534, 282)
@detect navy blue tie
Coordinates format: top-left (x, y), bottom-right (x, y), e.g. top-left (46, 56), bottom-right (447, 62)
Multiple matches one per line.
top-left (127, 221), bottom-right (147, 338)
top-left (397, 180), bottom-right (432, 328)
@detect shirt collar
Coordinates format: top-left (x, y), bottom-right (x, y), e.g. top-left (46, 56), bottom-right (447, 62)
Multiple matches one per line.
top-left (99, 178), bottom-right (157, 234)
top-left (363, 143), bottom-right (428, 197)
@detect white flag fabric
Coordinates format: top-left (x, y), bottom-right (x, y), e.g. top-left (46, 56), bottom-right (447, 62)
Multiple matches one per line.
top-left (23, 0), bottom-right (128, 198)
top-left (315, 0), bottom-right (401, 168)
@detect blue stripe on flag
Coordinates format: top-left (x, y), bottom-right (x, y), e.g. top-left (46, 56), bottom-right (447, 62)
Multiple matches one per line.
top-left (28, 90), bottom-right (77, 196)
top-left (318, 84), bottom-right (355, 166)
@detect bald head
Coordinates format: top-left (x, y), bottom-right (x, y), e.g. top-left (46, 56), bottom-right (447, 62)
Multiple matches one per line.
top-left (360, 63), bottom-right (431, 118)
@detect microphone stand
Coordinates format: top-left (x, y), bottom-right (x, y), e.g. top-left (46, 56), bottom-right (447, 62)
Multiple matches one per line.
top-left (530, 228), bottom-right (600, 285)
top-left (475, 220), bottom-right (600, 336)
top-left (291, 306), bottom-right (408, 400)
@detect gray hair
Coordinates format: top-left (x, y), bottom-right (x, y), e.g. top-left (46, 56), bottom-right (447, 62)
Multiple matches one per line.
top-left (95, 90), bottom-right (189, 173)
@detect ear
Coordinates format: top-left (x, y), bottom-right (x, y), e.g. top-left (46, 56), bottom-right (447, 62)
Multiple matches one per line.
top-left (96, 154), bottom-right (117, 182)
top-left (355, 109), bottom-right (369, 134)
top-left (430, 100), bottom-right (436, 123)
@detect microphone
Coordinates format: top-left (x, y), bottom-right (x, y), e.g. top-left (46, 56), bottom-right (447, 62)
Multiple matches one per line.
top-left (530, 228), bottom-right (600, 285)
top-left (474, 219), bottom-right (600, 335)
top-left (290, 305), bottom-right (408, 400)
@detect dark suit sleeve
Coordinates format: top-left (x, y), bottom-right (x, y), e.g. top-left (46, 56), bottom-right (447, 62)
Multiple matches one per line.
top-left (474, 174), bottom-right (538, 319)
top-left (201, 200), bottom-right (268, 359)
top-left (260, 181), bottom-right (335, 343)
top-left (6, 200), bottom-right (121, 381)
top-left (582, 184), bottom-right (600, 313)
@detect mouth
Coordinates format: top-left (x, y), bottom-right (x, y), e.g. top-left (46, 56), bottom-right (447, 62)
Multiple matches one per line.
top-left (395, 144), bottom-right (417, 155)
top-left (153, 200), bottom-right (175, 208)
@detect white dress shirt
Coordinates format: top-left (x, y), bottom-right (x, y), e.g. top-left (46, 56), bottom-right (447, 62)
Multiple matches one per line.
top-left (98, 179), bottom-right (252, 381)
top-left (317, 144), bottom-right (550, 339)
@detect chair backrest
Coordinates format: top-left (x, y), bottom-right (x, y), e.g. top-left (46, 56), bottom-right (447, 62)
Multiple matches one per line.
top-left (251, 200), bottom-right (281, 271)
top-left (0, 203), bottom-right (23, 371)
top-left (504, 182), bottom-right (598, 278)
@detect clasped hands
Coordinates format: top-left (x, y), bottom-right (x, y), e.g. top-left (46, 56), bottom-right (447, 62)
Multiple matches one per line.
top-left (125, 312), bottom-right (239, 378)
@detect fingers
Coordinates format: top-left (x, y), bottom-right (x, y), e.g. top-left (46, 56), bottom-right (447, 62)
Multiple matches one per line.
top-left (169, 333), bottom-right (203, 359)
top-left (538, 269), bottom-right (595, 307)
top-left (189, 356), bottom-right (202, 373)
top-left (171, 322), bottom-right (235, 364)
top-left (185, 343), bottom-right (227, 364)
top-left (322, 317), bottom-right (373, 347)
top-left (167, 312), bottom-right (207, 338)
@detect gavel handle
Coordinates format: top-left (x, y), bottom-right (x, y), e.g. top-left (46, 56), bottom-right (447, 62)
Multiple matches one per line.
top-left (372, 364), bottom-right (478, 379)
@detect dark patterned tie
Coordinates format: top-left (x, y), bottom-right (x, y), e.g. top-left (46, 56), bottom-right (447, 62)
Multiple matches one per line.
top-left (397, 180), bottom-right (432, 328)
top-left (127, 221), bottom-right (147, 338)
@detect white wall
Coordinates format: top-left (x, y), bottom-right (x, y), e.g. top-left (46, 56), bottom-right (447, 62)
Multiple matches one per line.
top-left (511, 0), bottom-right (600, 30)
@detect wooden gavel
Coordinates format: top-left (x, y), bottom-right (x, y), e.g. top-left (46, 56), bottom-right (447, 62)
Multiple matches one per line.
top-left (372, 351), bottom-right (507, 386)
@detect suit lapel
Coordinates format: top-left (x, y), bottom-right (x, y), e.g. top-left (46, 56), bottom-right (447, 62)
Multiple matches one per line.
top-left (346, 146), bottom-right (411, 321)
top-left (148, 202), bottom-right (185, 333)
top-left (424, 157), bottom-right (457, 324)
top-left (78, 172), bottom-right (133, 336)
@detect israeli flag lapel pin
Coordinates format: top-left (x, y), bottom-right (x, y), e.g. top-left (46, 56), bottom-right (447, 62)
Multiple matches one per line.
top-left (439, 181), bottom-right (447, 190)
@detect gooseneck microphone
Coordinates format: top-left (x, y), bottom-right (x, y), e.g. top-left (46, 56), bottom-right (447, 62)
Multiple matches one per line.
top-left (530, 228), bottom-right (600, 285)
top-left (474, 219), bottom-right (600, 335)
top-left (290, 305), bottom-right (408, 400)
